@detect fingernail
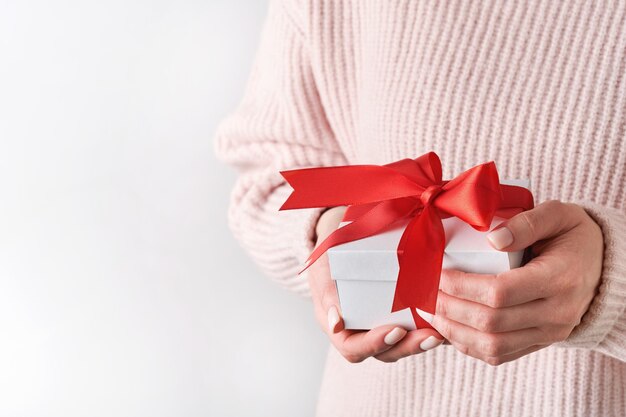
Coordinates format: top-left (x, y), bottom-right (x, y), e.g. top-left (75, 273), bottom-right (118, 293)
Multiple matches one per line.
top-left (419, 336), bottom-right (444, 351)
top-left (384, 327), bottom-right (407, 345)
top-left (327, 306), bottom-right (341, 333)
top-left (429, 316), bottom-right (446, 337)
top-left (416, 308), bottom-right (434, 324)
top-left (487, 227), bottom-right (514, 250)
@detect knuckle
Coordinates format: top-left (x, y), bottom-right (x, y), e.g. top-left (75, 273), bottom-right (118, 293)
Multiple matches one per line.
top-left (365, 341), bottom-right (381, 358)
top-left (342, 351), bottom-right (365, 364)
top-left (556, 267), bottom-right (578, 293)
top-left (555, 326), bottom-right (574, 342)
top-left (546, 200), bottom-right (581, 232)
top-left (556, 304), bottom-right (579, 327)
top-left (542, 199), bottom-right (563, 212)
top-left (564, 202), bottom-right (587, 222)
top-left (554, 271), bottom-right (575, 292)
top-left (518, 210), bottom-right (539, 239)
top-left (454, 343), bottom-right (471, 356)
top-left (543, 325), bottom-right (572, 343)
top-left (482, 335), bottom-right (505, 357)
top-left (375, 355), bottom-right (398, 363)
top-left (475, 308), bottom-right (499, 332)
top-left (485, 356), bottom-right (505, 367)
top-left (542, 200), bottom-right (568, 221)
top-left (486, 282), bottom-right (507, 308)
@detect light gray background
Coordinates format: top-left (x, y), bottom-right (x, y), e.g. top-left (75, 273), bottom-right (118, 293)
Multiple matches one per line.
top-left (0, 1), bottom-right (328, 416)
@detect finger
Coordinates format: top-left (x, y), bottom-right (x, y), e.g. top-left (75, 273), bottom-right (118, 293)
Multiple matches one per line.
top-left (439, 262), bottom-right (561, 308)
top-left (486, 200), bottom-right (584, 251)
top-left (435, 290), bottom-right (552, 332)
top-left (307, 255), bottom-right (410, 363)
top-left (307, 254), bottom-right (345, 334)
top-left (431, 314), bottom-right (547, 359)
top-left (331, 325), bottom-right (408, 363)
top-left (374, 329), bottom-right (444, 362)
top-left (448, 338), bottom-right (548, 366)
top-left (482, 344), bottom-right (549, 366)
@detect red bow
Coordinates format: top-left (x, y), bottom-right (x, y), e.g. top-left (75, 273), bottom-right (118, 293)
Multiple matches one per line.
top-left (279, 152), bottom-right (534, 327)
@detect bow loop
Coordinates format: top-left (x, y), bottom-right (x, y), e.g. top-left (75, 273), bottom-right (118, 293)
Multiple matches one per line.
top-left (435, 161), bottom-right (502, 229)
top-left (385, 152), bottom-right (442, 188)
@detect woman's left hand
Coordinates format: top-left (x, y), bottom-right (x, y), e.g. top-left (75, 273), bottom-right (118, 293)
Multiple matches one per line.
top-left (430, 200), bottom-right (604, 366)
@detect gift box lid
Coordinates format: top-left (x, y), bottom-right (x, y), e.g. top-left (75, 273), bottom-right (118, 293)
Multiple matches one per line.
top-left (327, 179), bottom-right (530, 282)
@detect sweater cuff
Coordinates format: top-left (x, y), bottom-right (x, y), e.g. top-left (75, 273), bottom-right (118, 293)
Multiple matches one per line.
top-left (557, 200), bottom-right (626, 359)
top-left (282, 203), bottom-right (326, 298)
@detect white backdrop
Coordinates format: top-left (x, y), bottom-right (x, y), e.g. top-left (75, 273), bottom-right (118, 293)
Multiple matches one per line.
top-left (0, 1), bottom-right (328, 416)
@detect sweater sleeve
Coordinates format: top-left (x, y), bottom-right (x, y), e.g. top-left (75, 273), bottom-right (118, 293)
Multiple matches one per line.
top-left (214, 0), bottom-right (347, 297)
top-left (556, 200), bottom-right (626, 362)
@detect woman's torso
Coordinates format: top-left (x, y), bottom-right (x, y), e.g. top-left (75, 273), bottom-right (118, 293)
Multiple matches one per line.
top-left (305, 1), bottom-right (626, 416)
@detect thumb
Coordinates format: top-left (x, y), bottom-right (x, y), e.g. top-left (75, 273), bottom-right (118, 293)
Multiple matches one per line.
top-left (486, 200), bottom-right (583, 252)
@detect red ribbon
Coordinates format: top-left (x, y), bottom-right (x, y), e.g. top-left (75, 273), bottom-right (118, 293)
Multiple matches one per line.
top-left (279, 152), bottom-right (534, 328)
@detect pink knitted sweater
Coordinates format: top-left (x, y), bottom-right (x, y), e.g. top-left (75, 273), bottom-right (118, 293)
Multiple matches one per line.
top-left (215, 1), bottom-right (626, 415)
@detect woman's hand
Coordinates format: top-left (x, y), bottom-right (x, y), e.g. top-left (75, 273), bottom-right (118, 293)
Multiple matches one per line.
top-left (308, 206), bottom-right (444, 363)
top-left (430, 200), bottom-right (604, 366)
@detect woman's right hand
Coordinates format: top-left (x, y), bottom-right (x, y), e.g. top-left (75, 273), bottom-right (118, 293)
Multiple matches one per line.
top-left (308, 206), bottom-right (444, 363)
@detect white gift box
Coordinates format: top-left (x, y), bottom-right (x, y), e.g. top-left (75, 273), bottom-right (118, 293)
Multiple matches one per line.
top-left (327, 179), bottom-right (530, 330)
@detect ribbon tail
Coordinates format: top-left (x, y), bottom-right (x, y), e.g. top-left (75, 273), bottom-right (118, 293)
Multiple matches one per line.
top-left (391, 205), bottom-right (445, 315)
top-left (410, 308), bottom-right (434, 330)
top-left (279, 165), bottom-right (424, 210)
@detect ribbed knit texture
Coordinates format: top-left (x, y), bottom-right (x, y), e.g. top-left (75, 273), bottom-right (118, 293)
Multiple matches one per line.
top-left (214, 1), bottom-right (626, 416)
